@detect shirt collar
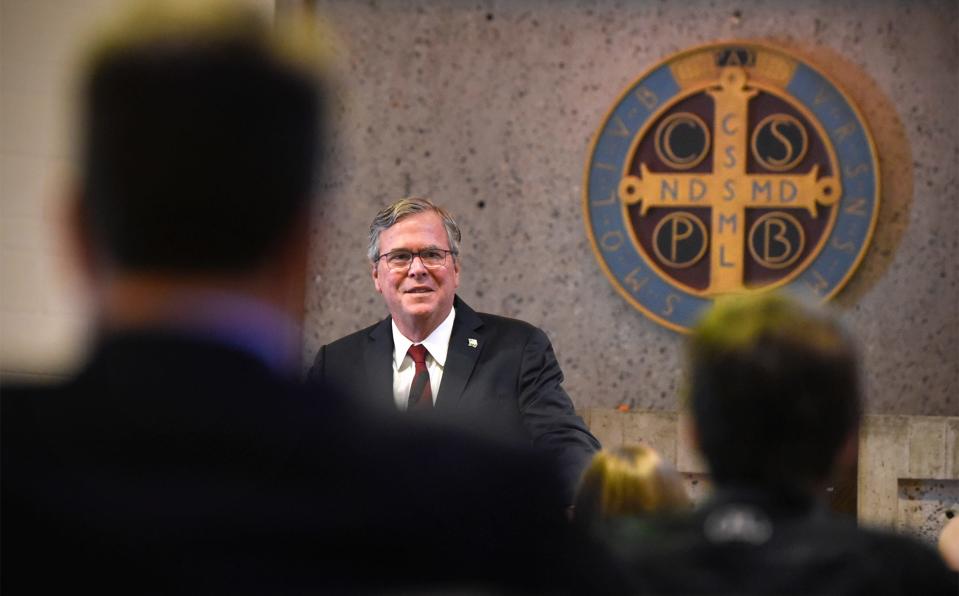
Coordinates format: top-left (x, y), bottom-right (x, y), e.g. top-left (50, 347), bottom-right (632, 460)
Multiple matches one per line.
top-left (391, 306), bottom-right (456, 368)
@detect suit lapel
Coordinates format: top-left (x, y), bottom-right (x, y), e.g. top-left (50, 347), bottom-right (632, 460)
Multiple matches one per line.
top-left (435, 297), bottom-right (483, 410)
top-left (365, 317), bottom-right (396, 410)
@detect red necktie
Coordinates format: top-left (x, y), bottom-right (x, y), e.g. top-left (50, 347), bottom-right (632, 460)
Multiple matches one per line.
top-left (406, 344), bottom-right (433, 410)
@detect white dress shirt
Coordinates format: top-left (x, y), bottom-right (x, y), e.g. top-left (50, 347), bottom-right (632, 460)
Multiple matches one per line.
top-left (391, 306), bottom-right (456, 411)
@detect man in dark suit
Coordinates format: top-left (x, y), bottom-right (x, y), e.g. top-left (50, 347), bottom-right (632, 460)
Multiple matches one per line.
top-left (608, 293), bottom-right (956, 595)
top-left (1, 4), bottom-right (608, 593)
top-left (309, 197), bottom-right (601, 501)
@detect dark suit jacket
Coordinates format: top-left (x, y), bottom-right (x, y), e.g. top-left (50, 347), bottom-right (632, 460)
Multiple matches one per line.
top-left (309, 296), bottom-right (601, 500)
top-left (2, 328), bottom-right (612, 594)
top-left (605, 486), bottom-right (957, 595)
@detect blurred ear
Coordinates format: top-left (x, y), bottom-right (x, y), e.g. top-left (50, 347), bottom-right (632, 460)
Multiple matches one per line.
top-left (265, 213), bottom-right (311, 322)
top-left (833, 428), bottom-right (859, 475)
top-left (371, 260), bottom-right (382, 294)
top-left (64, 191), bottom-right (100, 287)
top-left (679, 409), bottom-right (699, 450)
top-left (678, 409), bottom-right (704, 466)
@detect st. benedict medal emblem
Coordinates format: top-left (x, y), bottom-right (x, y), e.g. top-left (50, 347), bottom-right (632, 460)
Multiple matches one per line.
top-left (584, 43), bottom-right (879, 332)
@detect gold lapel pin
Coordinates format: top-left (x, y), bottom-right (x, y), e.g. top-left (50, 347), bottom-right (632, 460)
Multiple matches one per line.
top-left (468, 338), bottom-right (478, 348)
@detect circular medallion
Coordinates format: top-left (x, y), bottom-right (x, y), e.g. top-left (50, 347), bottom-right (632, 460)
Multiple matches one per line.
top-left (583, 42), bottom-right (879, 332)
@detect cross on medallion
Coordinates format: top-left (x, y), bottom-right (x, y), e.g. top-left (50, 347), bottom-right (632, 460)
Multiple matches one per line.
top-left (618, 66), bottom-right (841, 295)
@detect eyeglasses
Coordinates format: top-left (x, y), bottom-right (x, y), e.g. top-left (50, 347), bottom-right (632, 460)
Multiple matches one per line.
top-left (375, 248), bottom-right (457, 272)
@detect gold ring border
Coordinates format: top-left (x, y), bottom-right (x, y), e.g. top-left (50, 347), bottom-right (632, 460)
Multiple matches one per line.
top-left (747, 211), bottom-right (807, 270)
top-left (652, 212), bottom-right (710, 269)
top-left (654, 112), bottom-right (712, 170)
top-left (750, 113), bottom-right (809, 172)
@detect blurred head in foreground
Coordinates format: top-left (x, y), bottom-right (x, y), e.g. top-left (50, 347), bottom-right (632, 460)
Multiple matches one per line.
top-left (687, 293), bottom-right (860, 492)
top-left (574, 444), bottom-right (690, 526)
top-left (73, 0), bottom-right (328, 327)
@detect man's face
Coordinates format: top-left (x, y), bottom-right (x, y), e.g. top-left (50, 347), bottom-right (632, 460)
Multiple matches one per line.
top-left (372, 211), bottom-right (460, 336)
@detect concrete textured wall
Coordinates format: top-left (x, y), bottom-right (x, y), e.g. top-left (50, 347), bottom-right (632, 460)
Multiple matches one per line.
top-left (304, 0), bottom-right (958, 417)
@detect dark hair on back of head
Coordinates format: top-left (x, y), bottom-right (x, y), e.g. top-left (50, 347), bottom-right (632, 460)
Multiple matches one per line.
top-left (687, 293), bottom-right (860, 490)
top-left (80, 3), bottom-right (326, 273)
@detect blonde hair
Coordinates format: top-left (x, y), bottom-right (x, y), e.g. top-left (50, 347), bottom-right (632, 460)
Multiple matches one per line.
top-left (574, 445), bottom-right (690, 524)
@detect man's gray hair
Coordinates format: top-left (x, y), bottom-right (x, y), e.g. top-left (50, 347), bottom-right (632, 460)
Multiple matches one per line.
top-left (367, 197), bottom-right (462, 263)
